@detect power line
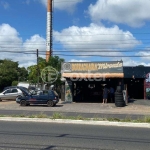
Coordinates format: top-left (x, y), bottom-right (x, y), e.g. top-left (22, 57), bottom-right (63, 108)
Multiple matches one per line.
top-left (1, 49), bottom-right (150, 53)
top-left (50, 54), bottom-right (150, 57)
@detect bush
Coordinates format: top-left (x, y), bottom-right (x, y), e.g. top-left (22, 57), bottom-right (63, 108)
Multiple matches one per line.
top-left (12, 81), bottom-right (18, 86)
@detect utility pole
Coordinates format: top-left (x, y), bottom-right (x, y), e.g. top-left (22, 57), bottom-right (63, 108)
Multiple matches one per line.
top-left (37, 49), bottom-right (39, 88)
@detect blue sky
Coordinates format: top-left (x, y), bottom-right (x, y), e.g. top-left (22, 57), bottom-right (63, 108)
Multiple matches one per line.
top-left (0, 0), bottom-right (150, 67)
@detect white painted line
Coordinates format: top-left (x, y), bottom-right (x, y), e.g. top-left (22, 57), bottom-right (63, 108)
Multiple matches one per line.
top-left (0, 117), bottom-right (150, 128)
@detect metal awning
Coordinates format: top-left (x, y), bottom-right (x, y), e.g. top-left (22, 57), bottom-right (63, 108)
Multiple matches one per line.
top-left (62, 73), bottom-right (124, 78)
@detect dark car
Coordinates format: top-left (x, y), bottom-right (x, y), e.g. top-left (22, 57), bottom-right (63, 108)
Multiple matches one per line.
top-left (16, 90), bottom-right (59, 107)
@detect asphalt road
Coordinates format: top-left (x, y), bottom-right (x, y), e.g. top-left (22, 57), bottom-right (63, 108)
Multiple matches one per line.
top-left (0, 121), bottom-right (150, 150)
top-left (0, 109), bottom-right (148, 120)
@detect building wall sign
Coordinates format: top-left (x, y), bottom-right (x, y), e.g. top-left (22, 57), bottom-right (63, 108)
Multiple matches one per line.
top-left (61, 61), bottom-right (123, 73)
top-left (145, 73), bottom-right (150, 99)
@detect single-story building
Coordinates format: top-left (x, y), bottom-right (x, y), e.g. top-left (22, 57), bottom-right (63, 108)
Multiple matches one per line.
top-left (61, 61), bottom-right (150, 103)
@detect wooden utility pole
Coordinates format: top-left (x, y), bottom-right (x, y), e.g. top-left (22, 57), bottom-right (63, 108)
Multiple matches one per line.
top-left (37, 49), bottom-right (39, 88)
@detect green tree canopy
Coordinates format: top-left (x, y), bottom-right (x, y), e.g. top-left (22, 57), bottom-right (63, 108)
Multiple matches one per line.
top-left (27, 56), bottom-right (64, 85)
top-left (0, 59), bottom-right (28, 90)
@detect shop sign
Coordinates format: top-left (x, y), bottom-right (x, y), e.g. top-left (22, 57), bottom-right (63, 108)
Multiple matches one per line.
top-left (65, 81), bottom-right (72, 102)
top-left (145, 73), bottom-right (150, 99)
top-left (61, 61), bottom-right (123, 73)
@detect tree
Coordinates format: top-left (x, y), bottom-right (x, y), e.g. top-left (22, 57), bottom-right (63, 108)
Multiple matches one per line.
top-left (0, 59), bottom-right (28, 91)
top-left (27, 56), bottom-right (65, 88)
top-left (27, 57), bottom-right (47, 84)
top-left (12, 81), bottom-right (18, 86)
top-left (47, 56), bottom-right (64, 85)
top-left (137, 65), bottom-right (144, 67)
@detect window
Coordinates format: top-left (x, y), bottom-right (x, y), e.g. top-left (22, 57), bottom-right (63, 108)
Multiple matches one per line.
top-left (43, 91), bottom-right (49, 95)
top-left (11, 89), bottom-right (18, 93)
top-left (4, 89), bottom-right (11, 94)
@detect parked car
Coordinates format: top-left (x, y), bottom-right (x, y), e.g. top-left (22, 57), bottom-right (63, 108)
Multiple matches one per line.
top-left (16, 90), bottom-right (59, 107)
top-left (3, 86), bottom-right (29, 92)
top-left (0, 88), bottom-right (24, 101)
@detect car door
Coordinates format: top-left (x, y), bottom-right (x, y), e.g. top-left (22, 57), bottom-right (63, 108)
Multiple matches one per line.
top-left (10, 88), bottom-right (20, 100)
top-left (38, 90), bottom-right (49, 104)
top-left (2, 89), bottom-right (12, 100)
top-left (28, 91), bottom-right (39, 104)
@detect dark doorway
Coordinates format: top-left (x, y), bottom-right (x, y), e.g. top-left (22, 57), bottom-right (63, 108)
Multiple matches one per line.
top-left (124, 78), bottom-right (144, 99)
top-left (73, 78), bottom-right (120, 103)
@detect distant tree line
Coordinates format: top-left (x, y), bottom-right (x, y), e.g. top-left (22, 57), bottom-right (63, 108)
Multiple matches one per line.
top-left (0, 56), bottom-right (64, 92)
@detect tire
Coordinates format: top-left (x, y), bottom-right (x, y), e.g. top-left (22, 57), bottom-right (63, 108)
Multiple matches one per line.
top-left (115, 95), bottom-right (123, 98)
top-left (115, 103), bottom-right (125, 107)
top-left (115, 93), bottom-right (123, 96)
top-left (47, 100), bottom-right (54, 107)
top-left (115, 97), bottom-right (123, 101)
top-left (115, 101), bottom-right (125, 105)
top-left (115, 95), bottom-right (125, 107)
top-left (20, 100), bottom-right (26, 106)
top-left (0, 98), bottom-right (2, 102)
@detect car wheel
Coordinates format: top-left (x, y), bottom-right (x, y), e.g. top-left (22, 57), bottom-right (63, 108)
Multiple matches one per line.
top-left (20, 100), bottom-right (26, 106)
top-left (47, 100), bottom-right (54, 107)
top-left (0, 98), bottom-right (2, 102)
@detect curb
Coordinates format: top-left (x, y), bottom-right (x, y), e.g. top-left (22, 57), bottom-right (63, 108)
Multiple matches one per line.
top-left (0, 117), bottom-right (150, 128)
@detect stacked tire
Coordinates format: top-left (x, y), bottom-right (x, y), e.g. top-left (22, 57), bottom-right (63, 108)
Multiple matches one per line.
top-left (115, 92), bottom-right (125, 107)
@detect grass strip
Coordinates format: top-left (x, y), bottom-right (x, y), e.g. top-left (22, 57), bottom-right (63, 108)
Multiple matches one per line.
top-left (0, 112), bottom-right (150, 123)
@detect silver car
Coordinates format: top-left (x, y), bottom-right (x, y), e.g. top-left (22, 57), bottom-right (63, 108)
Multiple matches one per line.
top-left (0, 88), bottom-right (23, 101)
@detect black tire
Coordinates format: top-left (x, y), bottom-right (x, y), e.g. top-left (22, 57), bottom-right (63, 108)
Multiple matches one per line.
top-left (20, 100), bottom-right (26, 106)
top-left (115, 93), bottom-right (123, 96)
top-left (115, 101), bottom-right (125, 105)
top-left (115, 97), bottom-right (124, 101)
top-left (115, 97), bottom-right (123, 100)
top-left (47, 100), bottom-right (54, 107)
top-left (115, 103), bottom-right (125, 107)
top-left (115, 101), bottom-right (124, 104)
top-left (115, 95), bottom-right (123, 97)
top-left (0, 98), bottom-right (2, 102)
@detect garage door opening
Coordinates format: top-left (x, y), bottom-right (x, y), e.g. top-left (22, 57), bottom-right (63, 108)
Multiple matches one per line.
top-left (73, 78), bottom-right (120, 103)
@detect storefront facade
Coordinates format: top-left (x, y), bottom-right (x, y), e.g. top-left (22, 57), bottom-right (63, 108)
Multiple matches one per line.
top-left (61, 61), bottom-right (150, 102)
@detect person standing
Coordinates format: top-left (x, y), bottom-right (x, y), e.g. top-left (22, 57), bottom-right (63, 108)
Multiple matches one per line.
top-left (110, 86), bottom-right (115, 103)
top-left (102, 85), bottom-right (109, 104)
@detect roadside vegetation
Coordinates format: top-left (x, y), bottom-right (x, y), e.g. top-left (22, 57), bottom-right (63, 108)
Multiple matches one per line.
top-left (0, 112), bottom-right (150, 123)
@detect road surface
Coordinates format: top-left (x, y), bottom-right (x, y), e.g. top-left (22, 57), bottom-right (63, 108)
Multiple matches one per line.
top-left (0, 121), bottom-right (150, 150)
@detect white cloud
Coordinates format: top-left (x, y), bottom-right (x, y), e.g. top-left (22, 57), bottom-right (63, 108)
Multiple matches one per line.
top-left (0, 24), bottom-right (22, 51)
top-left (0, 24), bottom-right (46, 68)
top-left (39, 0), bottom-right (83, 12)
top-left (54, 23), bottom-right (141, 57)
top-left (69, 59), bottom-right (88, 62)
top-left (88, 0), bottom-right (150, 27)
top-left (0, 1), bottom-right (9, 9)
top-left (23, 34), bottom-right (46, 51)
top-left (25, 0), bottom-right (31, 5)
top-left (121, 57), bottom-right (150, 66)
top-left (135, 48), bottom-right (150, 62)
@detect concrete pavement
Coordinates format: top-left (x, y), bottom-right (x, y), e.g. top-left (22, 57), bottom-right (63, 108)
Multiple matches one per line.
top-left (0, 99), bottom-right (150, 127)
top-left (0, 99), bottom-right (150, 115)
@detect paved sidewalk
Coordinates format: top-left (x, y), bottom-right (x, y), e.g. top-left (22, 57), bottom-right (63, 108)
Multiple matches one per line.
top-left (0, 99), bottom-right (150, 115)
